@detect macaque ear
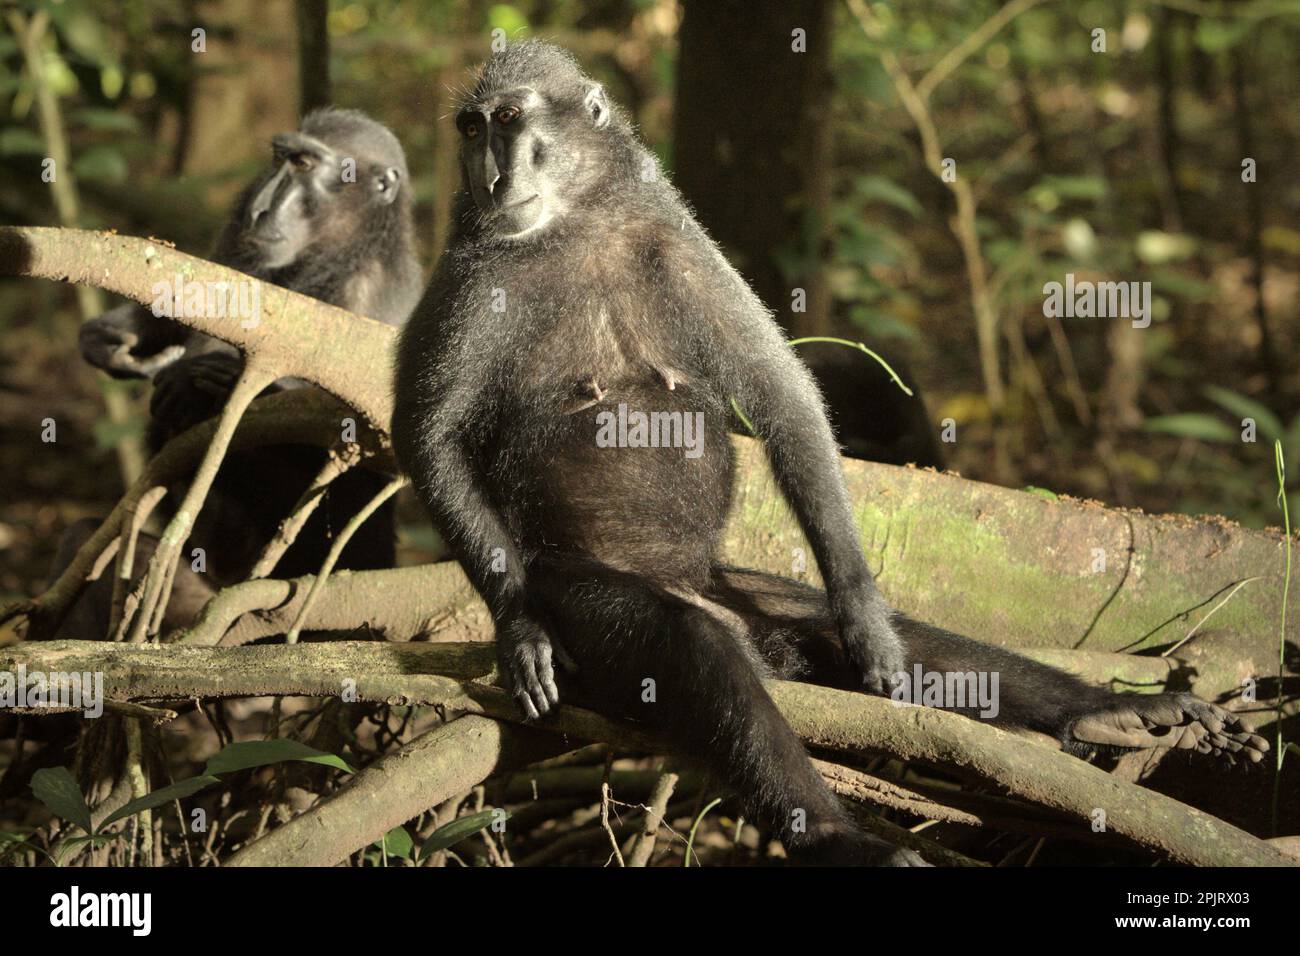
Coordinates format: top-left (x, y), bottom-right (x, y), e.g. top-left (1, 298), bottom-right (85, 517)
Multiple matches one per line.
top-left (375, 166), bottom-right (402, 204)
top-left (584, 84), bottom-right (610, 129)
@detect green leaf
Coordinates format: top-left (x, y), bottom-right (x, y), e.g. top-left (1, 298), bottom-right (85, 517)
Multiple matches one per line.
top-left (53, 833), bottom-right (123, 867)
top-left (397, 523), bottom-right (444, 553)
top-left (1022, 486), bottom-right (1059, 500)
top-left (100, 775), bottom-right (220, 829)
top-left (1143, 414), bottom-right (1237, 443)
top-left (1061, 218), bottom-right (1098, 262)
top-left (57, 12), bottom-right (119, 69)
top-left (0, 830), bottom-right (49, 863)
top-left (1193, 19), bottom-right (1254, 54)
top-left (0, 839), bottom-right (49, 863)
top-left (1203, 386), bottom-right (1283, 443)
top-left (0, 128), bottom-right (47, 156)
top-left (418, 809), bottom-right (505, 860)
top-left (1135, 231), bottom-right (1196, 266)
top-left (1029, 175), bottom-right (1106, 211)
top-left (69, 108), bottom-right (140, 133)
top-left (31, 767), bottom-right (93, 835)
top-left (203, 739), bottom-right (355, 777)
top-left (376, 826), bottom-right (414, 861)
top-left (487, 4), bottom-right (530, 35)
top-left (838, 55), bottom-right (892, 102)
top-left (848, 307), bottom-right (919, 342)
top-left (73, 146), bottom-right (128, 185)
top-left (1148, 269), bottom-right (1218, 302)
top-left (852, 175), bottom-right (923, 218)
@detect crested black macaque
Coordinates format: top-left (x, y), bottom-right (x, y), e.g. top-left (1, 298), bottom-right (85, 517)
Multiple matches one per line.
top-left (392, 43), bottom-right (1266, 866)
top-left (58, 108), bottom-right (420, 637)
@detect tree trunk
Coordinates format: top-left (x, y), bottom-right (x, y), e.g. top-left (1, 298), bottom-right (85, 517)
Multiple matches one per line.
top-left (182, 0), bottom-right (299, 206)
top-left (296, 0), bottom-right (331, 115)
top-left (673, 0), bottom-right (834, 336)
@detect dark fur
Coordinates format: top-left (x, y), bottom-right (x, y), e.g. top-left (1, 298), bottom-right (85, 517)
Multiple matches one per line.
top-left (393, 43), bottom-right (1263, 865)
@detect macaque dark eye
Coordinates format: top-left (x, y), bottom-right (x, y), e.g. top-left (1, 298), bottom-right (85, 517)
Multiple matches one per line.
top-left (495, 106), bottom-right (520, 125)
top-left (291, 153), bottom-right (314, 171)
top-left (464, 123), bottom-right (480, 140)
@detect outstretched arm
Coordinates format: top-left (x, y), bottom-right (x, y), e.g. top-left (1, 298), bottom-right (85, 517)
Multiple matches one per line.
top-left (701, 264), bottom-right (903, 693)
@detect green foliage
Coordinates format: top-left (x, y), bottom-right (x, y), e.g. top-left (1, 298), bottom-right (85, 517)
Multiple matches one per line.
top-left (202, 739), bottom-right (355, 776)
top-left (1143, 414), bottom-right (1239, 443)
top-left (100, 776), bottom-right (222, 829)
top-left (49, 8), bottom-right (121, 70)
top-left (852, 175), bottom-right (923, 218)
top-left (92, 413), bottom-right (145, 452)
top-left (1193, 18), bottom-right (1256, 53)
top-left (30, 767), bottom-right (93, 835)
top-left (0, 828), bottom-right (48, 864)
top-left (24, 740), bottom-right (353, 863)
top-left (487, 4), bottom-right (530, 36)
top-left (69, 107), bottom-right (141, 133)
top-left (0, 128), bottom-right (46, 156)
top-left (1022, 486), bottom-right (1060, 500)
top-left (1204, 386), bottom-right (1285, 443)
top-left (72, 145), bottom-right (128, 184)
top-left (418, 809), bottom-right (505, 860)
top-left (1027, 175), bottom-right (1107, 212)
top-left (371, 825), bottom-right (415, 864)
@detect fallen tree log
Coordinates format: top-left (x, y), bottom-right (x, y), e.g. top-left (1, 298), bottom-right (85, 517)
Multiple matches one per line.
top-left (3, 639), bottom-right (1290, 867)
top-left (724, 440), bottom-right (1295, 703)
top-left (170, 562), bottom-right (1195, 696)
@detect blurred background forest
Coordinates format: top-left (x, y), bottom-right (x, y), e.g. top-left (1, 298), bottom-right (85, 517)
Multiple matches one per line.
top-left (1, 0), bottom-right (1299, 606)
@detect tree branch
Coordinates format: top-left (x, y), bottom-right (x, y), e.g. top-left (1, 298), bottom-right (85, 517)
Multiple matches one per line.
top-left (3, 640), bottom-right (1290, 867)
top-left (0, 226), bottom-right (398, 432)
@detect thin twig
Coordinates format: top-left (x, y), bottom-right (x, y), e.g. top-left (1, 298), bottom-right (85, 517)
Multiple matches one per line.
top-left (1162, 577), bottom-right (1262, 656)
top-left (600, 781), bottom-right (625, 867)
top-left (124, 364), bottom-right (277, 642)
top-left (626, 771), bottom-right (679, 867)
top-left (845, 0), bottom-right (1006, 416)
top-left (284, 475), bottom-right (406, 643)
top-left (916, 0), bottom-right (1049, 102)
top-left (249, 444), bottom-right (362, 579)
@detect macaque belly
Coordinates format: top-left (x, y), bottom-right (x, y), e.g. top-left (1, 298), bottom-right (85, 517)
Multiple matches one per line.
top-left (499, 381), bottom-right (734, 580)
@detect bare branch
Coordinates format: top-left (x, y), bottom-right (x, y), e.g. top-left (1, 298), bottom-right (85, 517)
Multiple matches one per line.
top-left (4, 639), bottom-right (1290, 867)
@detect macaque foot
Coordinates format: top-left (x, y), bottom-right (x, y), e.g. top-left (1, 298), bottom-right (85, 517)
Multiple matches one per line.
top-left (1069, 692), bottom-right (1269, 766)
top-left (797, 825), bottom-right (931, 867)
